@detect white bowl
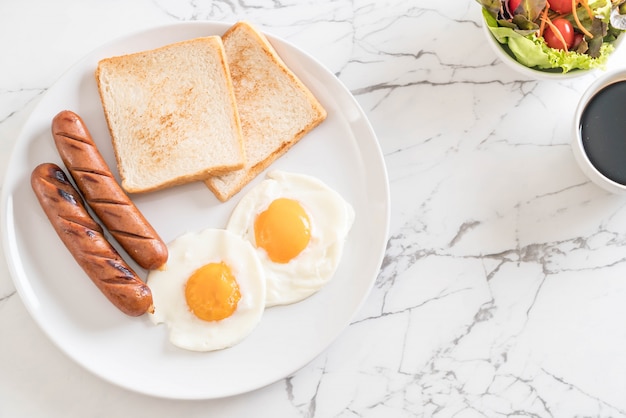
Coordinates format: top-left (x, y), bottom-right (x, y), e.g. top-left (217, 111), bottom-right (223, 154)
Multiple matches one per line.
top-left (572, 69), bottom-right (626, 194)
top-left (481, 14), bottom-right (606, 80)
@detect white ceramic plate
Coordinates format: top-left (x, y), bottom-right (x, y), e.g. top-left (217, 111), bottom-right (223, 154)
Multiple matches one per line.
top-left (0, 22), bottom-right (390, 400)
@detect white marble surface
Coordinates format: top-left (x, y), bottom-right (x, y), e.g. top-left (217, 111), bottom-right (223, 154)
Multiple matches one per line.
top-left (2, 0), bottom-right (626, 416)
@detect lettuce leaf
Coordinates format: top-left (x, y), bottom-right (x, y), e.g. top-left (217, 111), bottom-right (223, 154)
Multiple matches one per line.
top-left (589, 0), bottom-right (612, 20)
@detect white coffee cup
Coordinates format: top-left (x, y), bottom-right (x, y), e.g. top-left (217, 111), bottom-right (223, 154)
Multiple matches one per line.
top-left (572, 69), bottom-right (626, 194)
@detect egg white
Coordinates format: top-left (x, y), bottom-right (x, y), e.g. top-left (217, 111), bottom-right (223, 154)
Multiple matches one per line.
top-left (226, 170), bottom-right (355, 307)
top-left (147, 228), bottom-right (266, 352)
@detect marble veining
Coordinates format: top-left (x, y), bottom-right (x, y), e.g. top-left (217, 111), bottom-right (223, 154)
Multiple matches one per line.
top-left (2, 0), bottom-right (626, 417)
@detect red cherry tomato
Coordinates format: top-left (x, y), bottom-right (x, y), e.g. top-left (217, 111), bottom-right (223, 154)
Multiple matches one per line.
top-left (544, 18), bottom-right (575, 50)
top-left (549, 0), bottom-right (574, 14)
top-left (509, 0), bottom-right (521, 12)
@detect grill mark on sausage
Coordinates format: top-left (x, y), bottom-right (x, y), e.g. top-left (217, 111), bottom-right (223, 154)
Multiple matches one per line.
top-left (108, 229), bottom-right (155, 240)
top-left (68, 166), bottom-right (115, 179)
top-left (60, 216), bottom-right (101, 232)
top-left (86, 198), bottom-right (131, 207)
top-left (100, 276), bottom-right (146, 286)
top-left (52, 167), bottom-right (72, 184)
top-left (58, 188), bottom-right (79, 205)
top-left (54, 131), bottom-right (93, 146)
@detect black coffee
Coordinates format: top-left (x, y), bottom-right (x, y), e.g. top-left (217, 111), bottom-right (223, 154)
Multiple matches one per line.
top-left (580, 80), bottom-right (626, 185)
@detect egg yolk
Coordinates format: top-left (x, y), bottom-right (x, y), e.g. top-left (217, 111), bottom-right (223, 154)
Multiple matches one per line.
top-left (254, 198), bottom-right (311, 263)
top-left (185, 262), bottom-right (241, 322)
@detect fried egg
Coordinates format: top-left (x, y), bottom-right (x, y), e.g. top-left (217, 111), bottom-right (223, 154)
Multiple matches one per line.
top-left (146, 228), bottom-right (266, 352)
top-left (227, 170), bottom-right (355, 307)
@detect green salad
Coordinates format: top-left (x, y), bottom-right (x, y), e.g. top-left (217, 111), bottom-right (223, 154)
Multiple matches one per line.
top-left (477, 0), bottom-right (626, 73)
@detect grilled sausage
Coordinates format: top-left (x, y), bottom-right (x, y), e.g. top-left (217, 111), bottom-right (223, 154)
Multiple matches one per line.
top-left (51, 110), bottom-right (168, 270)
top-left (31, 163), bottom-right (153, 316)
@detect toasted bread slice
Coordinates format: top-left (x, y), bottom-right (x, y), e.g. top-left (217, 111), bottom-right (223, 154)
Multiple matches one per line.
top-left (96, 36), bottom-right (244, 194)
top-left (204, 21), bottom-right (327, 202)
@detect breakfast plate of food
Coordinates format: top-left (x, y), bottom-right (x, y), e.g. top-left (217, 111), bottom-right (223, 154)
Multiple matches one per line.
top-left (0, 21), bottom-right (390, 399)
